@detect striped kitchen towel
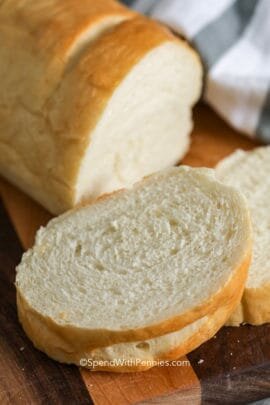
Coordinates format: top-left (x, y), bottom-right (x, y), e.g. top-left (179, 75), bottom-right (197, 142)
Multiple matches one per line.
top-left (121, 0), bottom-right (270, 143)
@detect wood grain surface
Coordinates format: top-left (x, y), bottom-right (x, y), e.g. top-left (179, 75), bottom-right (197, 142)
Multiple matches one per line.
top-left (0, 104), bottom-right (269, 405)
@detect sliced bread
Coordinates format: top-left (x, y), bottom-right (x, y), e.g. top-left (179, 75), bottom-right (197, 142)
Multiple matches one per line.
top-left (16, 167), bottom-right (252, 365)
top-left (58, 288), bottom-right (244, 372)
top-left (216, 146), bottom-right (270, 325)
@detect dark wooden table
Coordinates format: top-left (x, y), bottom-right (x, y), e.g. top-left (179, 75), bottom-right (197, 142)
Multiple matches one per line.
top-left (0, 105), bottom-right (270, 404)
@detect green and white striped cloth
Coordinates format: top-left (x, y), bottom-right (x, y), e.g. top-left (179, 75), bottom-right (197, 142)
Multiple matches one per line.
top-left (121, 0), bottom-right (270, 142)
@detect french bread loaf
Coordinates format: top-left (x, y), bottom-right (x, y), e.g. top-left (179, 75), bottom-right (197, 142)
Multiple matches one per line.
top-left (216, 146), bottom-right (270, 325)
top-left (0, 0), bottom-right (202, 214)
top-left (16, 167), bottom-right (252, 367)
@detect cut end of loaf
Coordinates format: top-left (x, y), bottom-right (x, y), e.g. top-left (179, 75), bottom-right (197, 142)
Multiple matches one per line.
top-left (75, 40), bottom-right (202, 203)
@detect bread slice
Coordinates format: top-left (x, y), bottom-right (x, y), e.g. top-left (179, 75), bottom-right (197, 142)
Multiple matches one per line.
top-left (216, 146), bottom-right (270, 325)
top-left (0, 1), bottom-right (202, 214)
top-left (19, 304), bottom-right (234, 373)
top-left (54, 287), bottom-right (244, 372)
top-left (16, 167), bottom-right (252, 362)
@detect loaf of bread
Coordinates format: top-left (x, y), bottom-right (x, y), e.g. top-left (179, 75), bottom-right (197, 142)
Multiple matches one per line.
top-left (16, 167), bottom-right (252, 369)
top-left (0, 0), bottom-right (202, 214)
top-left (216, 146), bottom-right (270, 326)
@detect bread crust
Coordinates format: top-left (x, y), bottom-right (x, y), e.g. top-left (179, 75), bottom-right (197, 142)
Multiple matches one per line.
top-left (226, 283), bottom-right (270, 326)
top-left (0, 1), bottom-right (201, 214)
top-left (17, 247), bottom-right (252, 357)
top-left (0, 0), bottom-right (133, 214)
top-left (17, 260), bottom-right (247, 372)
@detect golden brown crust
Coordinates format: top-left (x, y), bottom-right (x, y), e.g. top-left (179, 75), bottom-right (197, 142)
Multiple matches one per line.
top-left (0, 0), bottom-right (134, 59)
top-left (0, 0), bottom-right (134, 214)
top-left (17, 245), bottom-right (252, 360)
top-left (226, 283), bottom-right (270, 326)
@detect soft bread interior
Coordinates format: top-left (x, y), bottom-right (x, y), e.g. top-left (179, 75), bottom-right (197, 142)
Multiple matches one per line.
top-left (216, 146), bottom-right (270, 288)
top-left (75, 41), bottom-right (202, 202)
top-left (16, 167), bottom-right (251, 339)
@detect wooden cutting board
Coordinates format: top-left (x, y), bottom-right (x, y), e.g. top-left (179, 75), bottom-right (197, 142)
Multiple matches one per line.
top-left (0, 104), bottom-right (270, 405)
